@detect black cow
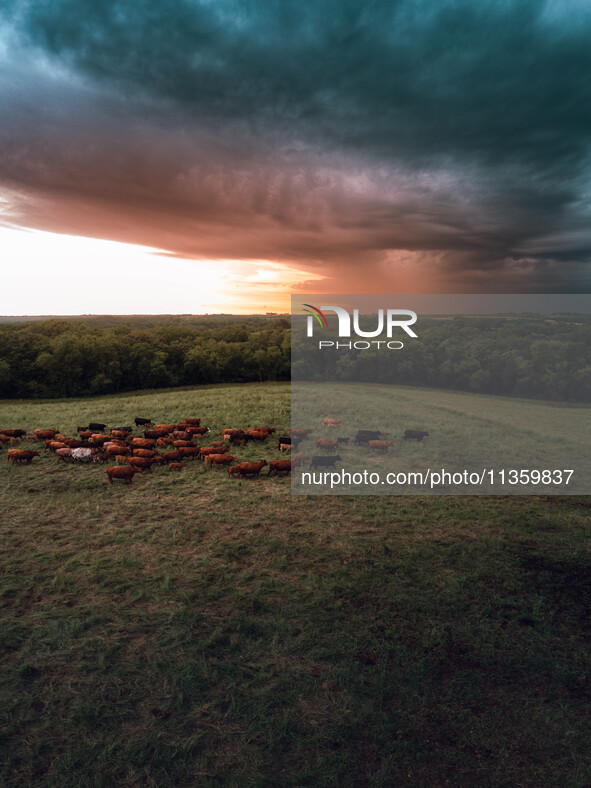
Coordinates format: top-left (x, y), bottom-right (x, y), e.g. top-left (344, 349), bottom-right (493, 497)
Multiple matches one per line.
top-left (134, 417), bottom-right (153, 427)
top-left (277, 436), bottom-right (291, 447)
top-left (88, 422), bottom-right (107, 432)
top-left (113, 426), bottom-right (133, 433)
top-left (354, 430), bottom-right (388, 444)
top-left (310, 455), bottom-right (342, 468)
top-left (403, 430), bottom-right (429, 442)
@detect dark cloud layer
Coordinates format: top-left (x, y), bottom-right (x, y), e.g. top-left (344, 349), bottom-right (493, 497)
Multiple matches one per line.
top-left (1, 0), bottom-right (591, 291)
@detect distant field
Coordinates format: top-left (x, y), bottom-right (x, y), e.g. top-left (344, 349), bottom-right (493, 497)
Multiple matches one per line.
top-left (292, 382), bottom-right (591, 494)
top-left (1, 382), bottom-right (591, 786)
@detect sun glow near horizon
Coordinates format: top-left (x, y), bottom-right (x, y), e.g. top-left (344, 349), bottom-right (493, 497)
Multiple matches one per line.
top-left (0, 225), bottom-right (323, 315)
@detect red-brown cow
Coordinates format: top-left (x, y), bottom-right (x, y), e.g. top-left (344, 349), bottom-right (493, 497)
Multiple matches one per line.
top-left (0, 429), bottom-right (27, 438)
top-left (45, 440), bottom-right (68, 452)
top-left (132, 448), bottom-right (158, 458)
top-left (127, 457), bottom-right (155, 473)
top-left (316, 439), bottom-right (338, 451)
top-left (105, 466), bottom-right (138, 484)
top-left (130, 438), bottom-right (155, 449)
top-left (268, 460), bottom-right (292, 476)
top-left (185, 418), bottom-right (201, 426)
top-left (168, 462), bottom-right (185, 471)
top-left (7, 450), bottom-right (40, 464)
top-left (172, 440), bottom-right (194, 448)
top-left (199, 446), bottom-right (228, 458)
top-left (33, 429), bottom-right (60, 440)
top-left (204, 453), bottom-right (236, 467)
top-left (144, 429), bottom-right (170, 439)
top-left (367, 440), bottom-right (394, 453)
top-left (106, 445), bottom-right (130, 457)
top-left (161, 451), bottom-right (182, 463)
top-left (245, 430), bottom-right (268, 441)
top-left (178, 446), bottom-right (202, 459)
top-left (172, 431), bottom-right (192, 441)
top-left (228, 460), bottom-right (268, 478)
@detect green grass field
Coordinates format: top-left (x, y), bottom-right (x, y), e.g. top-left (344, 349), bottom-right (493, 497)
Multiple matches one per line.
top-left (1, 382), bottom-right (591, 786)
top-left (292, 382), bottom-right (591, 494)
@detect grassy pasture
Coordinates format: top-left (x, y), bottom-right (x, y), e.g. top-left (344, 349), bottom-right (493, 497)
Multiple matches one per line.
top-left (1, 382), bottom-right (591, 786)
top-left (292, 382), bottom-right (591, 493)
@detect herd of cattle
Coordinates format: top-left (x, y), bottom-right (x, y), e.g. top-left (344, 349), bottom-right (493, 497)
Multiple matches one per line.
top-left (0, 416), bottom-right (429, 485)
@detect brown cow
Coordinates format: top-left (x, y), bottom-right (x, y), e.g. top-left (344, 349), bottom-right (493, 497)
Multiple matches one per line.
top-left (185, 418), bottom-right (201, 426)
top-left (172, 431), bottom-right (192, 441)
top-left (9, 437), bottom-right (21, 445)
top-left (245, 429), bottom-right (268, 441)
top-left (78, 431), bottom-right (93, 440)
top-left (115, 454), bottom-right (129, 465)
top-left (89, 433), bottom-right (111, 445)
top-left (0, 434), bottom-right (10, 444)
top-left (227, 465), bottom-right (242, 478)
top-left (105, 466), bottom-right (138, 484)
top-left (144, 429), bottom-right (170, 439)
top-left (33, 429), bottom-right (60, 440)
top-left (45, 440), bottom-right (68, 452)
top-left (92, 452), bottom-right (108, 463)
top-left (178, 446), bottom-right (202, 459)
top-left (291, 455), bottom-right (310, 469)
top-left (199, 446), bottom-right (228, 458)
top-left (222, 429), bottom-right (245, 439)
top-left (316, 439), bottom-right (338, 450)
top-left (7, 450), bottom-right (40, 464)
top-left (322, 418), bottom-right (341, 428)
top-left (132, 448), bottom-right (158, 458)
top-left (268, 460), bottom-right (292, 476)
top-left (110, 430), bottom-right (128, 440)
top-left (367, 440), bottom-right (394, 453)
top-left (204, 453), bottom-right (236, 467)
top-left (154, 424), bottom-right (176, 432)
top-left (161, 451), bottom-right (182, 463)
top-left (156, 437), bottom-right (175, 447)
top-left (228, 460), bottom-right (268, 478)
top-left (106, 445), bottom-right (130, 457)
top-left (127, 457), bottom-right (155, 473)
top-left (172, 440), bottom-right (194, 448)
top-left (55, 448), bottom-right (72, 462)
top-left (186, 426), bottom-right (210, 435)
top-left (255, 427), bottom-right (276, 435)
top-left (130, 438), bottom-right (155, 449)
top-left (168, 462), bottom-right (185, 471)
top-left (0, 429), bottom-right (27, 438)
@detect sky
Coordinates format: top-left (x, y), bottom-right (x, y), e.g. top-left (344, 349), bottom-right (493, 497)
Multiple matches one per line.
top-left (1, 0), bottom-right (591, 314)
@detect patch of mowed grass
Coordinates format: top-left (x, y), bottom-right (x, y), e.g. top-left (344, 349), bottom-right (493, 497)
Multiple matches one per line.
top-left (1, 382), bottom-right (591, 786)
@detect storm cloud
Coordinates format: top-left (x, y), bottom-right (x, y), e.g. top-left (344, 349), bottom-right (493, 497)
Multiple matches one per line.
top-left (2, 0), bottom-right (591, 292)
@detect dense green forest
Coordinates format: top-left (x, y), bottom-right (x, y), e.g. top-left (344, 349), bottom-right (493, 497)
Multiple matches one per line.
top-left (0, 316), bottom-right (291, 398)
top-left (293, 315), bottom-right (591, 403)
top-left (0, 314), bottom-right (589, 401)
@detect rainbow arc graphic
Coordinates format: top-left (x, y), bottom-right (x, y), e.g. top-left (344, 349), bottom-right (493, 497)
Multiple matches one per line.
top-left (302, 304), bottom-right (328, 328)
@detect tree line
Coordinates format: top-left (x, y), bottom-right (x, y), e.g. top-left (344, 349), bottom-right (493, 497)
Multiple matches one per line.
top-left (1, 314), bottom-right (589, 402)
top-left (292, 315), bottom-right (591, 403)
top-left (0, 316), bottom-right (290, 398)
